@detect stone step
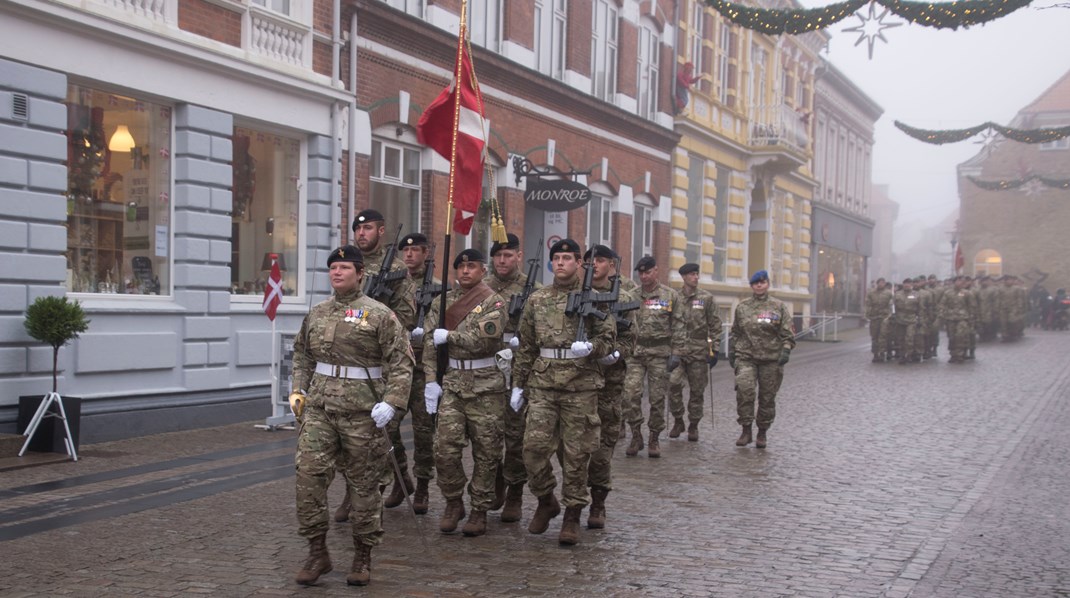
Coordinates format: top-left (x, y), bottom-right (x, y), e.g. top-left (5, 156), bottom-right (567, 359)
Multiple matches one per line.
top-left (0, 433), bottom-right (26, 458)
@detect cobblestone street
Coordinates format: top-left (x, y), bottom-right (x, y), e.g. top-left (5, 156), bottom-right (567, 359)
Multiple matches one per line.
top-left (2, 328), bottom-right (1069, 597)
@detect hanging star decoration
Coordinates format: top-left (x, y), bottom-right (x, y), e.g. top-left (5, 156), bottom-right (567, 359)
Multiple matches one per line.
top-left (973, 129), bottom-right (1003, 157)
top-left (842, 2), bottom-right (903, 59)
top-left (1021, 177), bottom-right (1047, 197)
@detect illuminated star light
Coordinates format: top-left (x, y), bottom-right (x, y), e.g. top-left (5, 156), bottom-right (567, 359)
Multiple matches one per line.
top-left (1021, 177), bottom-right (1046, 198)
top-left (973, 129), bottom-right (1004, 157)
top-left (842, 2), bottom-right (903, 60)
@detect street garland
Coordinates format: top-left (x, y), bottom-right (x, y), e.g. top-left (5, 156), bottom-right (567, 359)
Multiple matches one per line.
top-left (703, 0), bottom-right (1033, 34)
top-left (968, 174), bottom-right (1070, 191)
top-left (895, 120), bottom-right (1070, 145)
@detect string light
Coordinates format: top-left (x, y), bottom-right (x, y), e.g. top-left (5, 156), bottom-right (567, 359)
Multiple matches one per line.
top-left (896, 121), bottom-right (1070, 145)
top-left (968, 174), bottom-right (1070, 192)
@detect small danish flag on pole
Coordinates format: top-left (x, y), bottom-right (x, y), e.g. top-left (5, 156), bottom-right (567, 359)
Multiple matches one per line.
top-left (262, 254), bottom-right (282, 321)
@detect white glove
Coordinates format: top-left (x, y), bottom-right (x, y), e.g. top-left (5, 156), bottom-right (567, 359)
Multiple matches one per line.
top-left (433, 328), bottom-right (449, 346)
top-left (598, 350), bottom-right (620, 366)
top-left (508, 336), bottom-right (519, 349)
top-left (411, 327), bottom-right (424, 341)
top-left (570, 341), bottom-right (593, 358)
top-left (424, 382), bottom-right (442, 415)
top-left (370, 402), bottom-right (395, 428)
top-left (510, 387), bottom-right (525, 412)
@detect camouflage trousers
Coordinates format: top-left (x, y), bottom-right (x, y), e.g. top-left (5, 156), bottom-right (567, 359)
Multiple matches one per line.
top-left (869, 318), bottom-right (888, 355)
top-left (385, 367), bottom-right (435, 481)
top-left (434, 387), bottom-right (506, 511)
top-left (734, 360), bottom-right (783, 430)
top-left (945, 319), bottom-right (972, 359)
top-left (1001, 316), bottom-right (1025, 340)
top-left (501, 400), bottom-right (528, 486)
top-left (890, 321), bottom-right (919, 359)
top-left (623, 354), bottom-right (671, 434)
top-left (296, 406), bottom-right (388, 546)
top-left (668, 357), bottom-right (709, 423)
top-left (587, 380), bottom-right (623, 491)
top-left (523, 387), bottom-right (599, 508)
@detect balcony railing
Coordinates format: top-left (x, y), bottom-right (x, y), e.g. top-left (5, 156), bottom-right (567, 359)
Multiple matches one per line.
top-left (749, 104), bottom-right (810, 154)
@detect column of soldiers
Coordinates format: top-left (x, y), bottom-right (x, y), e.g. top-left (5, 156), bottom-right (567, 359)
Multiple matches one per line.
top-left (863, 273), bottom-right (1032, 366)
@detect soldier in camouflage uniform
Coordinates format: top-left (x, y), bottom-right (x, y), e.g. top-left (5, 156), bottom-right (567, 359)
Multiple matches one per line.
top-left (864, 278), bottom-right (893, 362)
top-left (584, 244), bottom-right (637, 530)
top-left (891, 278), bottom-right (921, 364)
top-left (915, 276), bottom-right (935, 360)
top-left (728, 270), bottom-right (795, 449)
top-left (978, 276), bottom-right (1000, 342)
top-left (623, 256), bottom-right (685, 458)
top-left (483, 233), bottom-right (535, 522)
top-left (938, 276), bottom-right (973, 363)
top-left (964, 276), bottom-right (979, 359)
top-left (423, 249), bottom-right (508, 537)
top-left (668, 263), bottom-right (722, 441)
top-left (925, 275), bottom-right (945, 358)
top-left (512, 239), bottom-right (615, 546)
top-left (290, 245), bottom-right (414, 586)
top-left (339, 209), bottom-right (418, 518)
top-left (999, 275), bottom-right (1029, 341)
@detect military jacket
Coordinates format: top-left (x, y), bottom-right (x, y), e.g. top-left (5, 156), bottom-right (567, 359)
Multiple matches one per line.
top-left (980, 285), bottom-right (1000, 320)
top-left (730, 293), bottom-right (795, 362)
top-left (292, 289), bottom-right (414, 413)
top-left (893, 289), bottom-right (921, 324)
top-left (362, 244), bottom-right (417, 330)
top-left (917, 287), bottom-right (935, 325)
top-left (677, 286), bottom-right (723, 357)
top-left (422, 285), bottom-right (508, 397)
top-left (513, 274), bottom-right (615, 392)
top-left (938, 288), bottom-right (972, 321)
top-left (595, 278), bottom-right (638, 385)
top-left (998, 285), bottom-right (1029, 318)
top-left (485, 268), bottom-right (538, 336)
top-left (864, 288), bottom-right (893, 320)
top-left (632, 283), bottom-right (686, 359)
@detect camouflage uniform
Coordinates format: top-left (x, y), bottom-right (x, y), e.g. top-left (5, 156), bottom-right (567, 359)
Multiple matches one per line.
top-left (729, 293), bottom-right (795, 430)
top-left (938, 285), bottom-right (972, 362)
top-left (864, 286), bottom-right (893, 359)
top-left (926, 281), bottom-right (945, 357)
top-left (979, 281), bottom-right (1000, 342)
top-left (998, 281), bottom-right (1029, 341)
top-left (668, 286), bottom-right (722, 426)
top-left (406, 264), bottom-right (438, 484)
top-left (291, 288), bottom-right (414, 547)
top-left (916, 284), bottom-right (935, 359)
top-left (891, 287), bottom-right (921, 362)
top-left (623, 283), bottom-right (685, 436)
top-left (513, 275), bottom-right (615, 509)
top-left (423, 284), bottom-right (509, 512)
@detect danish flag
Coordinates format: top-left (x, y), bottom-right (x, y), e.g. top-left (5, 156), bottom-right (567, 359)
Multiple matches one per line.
top-left (416, 27), bottom-right (486, 235)
top-left (262, 254), bottom-right (282, 321)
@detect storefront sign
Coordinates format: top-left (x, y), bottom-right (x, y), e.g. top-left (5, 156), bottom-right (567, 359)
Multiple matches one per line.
top-left (524, 179), bottom-right (592, 212)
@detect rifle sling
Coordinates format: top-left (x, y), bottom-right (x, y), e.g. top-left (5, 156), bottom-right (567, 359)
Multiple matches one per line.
top-left (444, 282), bottom-right (494, 331)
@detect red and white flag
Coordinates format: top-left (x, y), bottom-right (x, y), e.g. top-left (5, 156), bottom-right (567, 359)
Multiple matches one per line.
top-left (262, 254), bottom-right (282, 321)
top-left (954, 243), bottom-right (965, 274)
top-left (416, 29), bottom-right (486, 235)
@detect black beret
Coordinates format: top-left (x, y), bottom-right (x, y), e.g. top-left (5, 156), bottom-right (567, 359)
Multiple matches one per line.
top-left (903, 278), bottom-right (913, 284)
top-left (634, 256), bottom-right (656, 272)
top-left (679, 263), bottom-right (699, 276)
top-left (351, 209), bottom-right (385, 230)
top-left (398, 233), bottom-right (429, 250)
top-left (453, 248), bottom-right (486, 269)
top-left (489, 233), bottom-right (521, 256)
top-left (327, 245), bottom-right (364, 267)
top-left (583, 244), bottom-right (617, 261)
top-left (549, 238), bottom-right (582, 259)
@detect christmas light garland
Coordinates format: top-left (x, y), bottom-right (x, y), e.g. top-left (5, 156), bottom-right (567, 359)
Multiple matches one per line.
top-left (896, 121), bottom-right (1070, 145)
top-left (704, 0), bottom-right (1032, 34)
top-left (968, 174), bottom-right (1070, 191)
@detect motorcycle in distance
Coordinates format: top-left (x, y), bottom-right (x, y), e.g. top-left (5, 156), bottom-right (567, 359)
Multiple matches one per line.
top-left (1045, 289), bottom-right (1069, 331)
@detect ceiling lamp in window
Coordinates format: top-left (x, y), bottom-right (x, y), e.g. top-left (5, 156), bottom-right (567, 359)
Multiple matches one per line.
top-left (109, 125), bottom-right (136, 152)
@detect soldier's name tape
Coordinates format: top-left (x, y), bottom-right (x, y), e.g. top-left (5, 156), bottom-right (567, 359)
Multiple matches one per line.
top-left (539, 347), bottom-right (584, 359)
top-left (447, 357), bottom-right (497, 370)
top-left (314, 362), bottom-right (383, 379)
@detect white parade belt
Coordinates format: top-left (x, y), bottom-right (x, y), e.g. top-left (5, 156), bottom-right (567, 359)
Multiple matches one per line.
top-left (447, 356), bottom-right (498, 370)
top-left (315, 362), bottom-right (383, 379)
top-left (539, 347), bottom-right (583, 359)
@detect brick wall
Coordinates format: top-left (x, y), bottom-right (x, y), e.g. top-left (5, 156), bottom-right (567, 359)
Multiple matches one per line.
top-left (178, 0), bottom-right (241, 47)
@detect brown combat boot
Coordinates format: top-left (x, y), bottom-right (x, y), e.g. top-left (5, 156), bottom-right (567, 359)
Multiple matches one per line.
top-left (647, 432), bottom-right (661, 458)
top-left (488, 464), bottom-right (506, 511)
top-left (755, 428), bottom-right (768, 449)
top-left (558, 506), bottom-right (583, 545)
top-left (383, 472), bottom-right (414, 509)
top-left (500, 483), bottom-right (525, 523)
top-left (736, 425), bottom-right (752, 447)
top-left (412, 478), bottom-right (430, 515)
top-left (333, 487), bottom-right (351, 522)
top-left (528, 492), bottom-right (561, 534)
top-left (439, 498), bottom-right (466, 533)
top-left (687, 421), bottom-right (699, 442)
top-left (669, 418), bottom-right (685, 439)
top-left (295, 534), bottom-right (332, 586)
top-left (625, 426), bottom-right (644, 456)
top-left (345, 542), bottom-right (372, 586)
top-left (462, 509), bottom-right (487, 537)
top-left (587, 487), bottom-right (609, 529)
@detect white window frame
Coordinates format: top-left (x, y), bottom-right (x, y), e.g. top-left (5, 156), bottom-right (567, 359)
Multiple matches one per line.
top-left (535, 0), bottom-right (567, 80)
top-left (382, 0), bottom-right (423, 18)
top-left (637, 18), bottom-right (660, 120)
top-left (690, 1), bottom-right (704, 76)
top-left (469, 0), bottom-right (502, 53)
top-left (1039, 137), bottom-right (1069, 151)
top-left (587, 195), bottom-right (614, 249)
top-left (590, 0), bottom-right (618, 101)
top-left (370, 138), bottom-right (422, 233)
top-left (632, 199), bottom-right (654, 280)
top-left (717, 22), bottom-right (731, 105)
top-left (251, 0), bottom-right (292, 16)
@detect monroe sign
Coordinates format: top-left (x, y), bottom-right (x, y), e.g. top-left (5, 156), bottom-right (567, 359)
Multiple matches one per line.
top-left (524, 179), bottom-right (592, 212)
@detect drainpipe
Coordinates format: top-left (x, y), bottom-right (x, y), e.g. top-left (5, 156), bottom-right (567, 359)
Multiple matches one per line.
top-left (332, 0), bottom-right (341, 87)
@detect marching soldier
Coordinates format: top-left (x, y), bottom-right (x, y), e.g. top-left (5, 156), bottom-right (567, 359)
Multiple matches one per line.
top-left (423, 249), bottom-right (509, 537)
top-left (290, 245), bottom-right (413, 586)
top-left (999, 275), bottom-right (1029, 341)
top-left (964, 276), bottom-right (980, 359)
top-left (511, 239), bottom-right (615, 545)
top-left (667, 263), bottom-right (722, 441)
top-left (864, 278), bottom-right (893, 362)
top-left (891, 278), bottom-right (921, 364)
top-left (916, 276), bottom-right (935, 360)
top-left (938, 276), bottom-right (972, 363)
top-left (978, 276), bottom-right (1000, 342)
top-left (623, 256), bottom-right (685, 458)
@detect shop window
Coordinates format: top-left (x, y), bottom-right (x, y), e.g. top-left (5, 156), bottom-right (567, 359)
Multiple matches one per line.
top-left (65, 85), bottom-right (172, 295)
top-left (370, 139), bottom-right (421, 233)
top-left (230, 126), bottom-right (302, 297)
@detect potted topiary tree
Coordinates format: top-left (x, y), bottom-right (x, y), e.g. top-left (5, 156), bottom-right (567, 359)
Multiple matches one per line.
top-left (20, 295), bottom-right (90, 461)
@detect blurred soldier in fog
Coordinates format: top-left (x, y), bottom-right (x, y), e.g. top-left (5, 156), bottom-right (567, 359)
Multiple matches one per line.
top-left (864, 278), bottom-right (893, 362)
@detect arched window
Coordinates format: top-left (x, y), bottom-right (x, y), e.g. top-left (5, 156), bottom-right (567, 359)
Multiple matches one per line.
top-left (974, 249), bottom-right (1002, 278)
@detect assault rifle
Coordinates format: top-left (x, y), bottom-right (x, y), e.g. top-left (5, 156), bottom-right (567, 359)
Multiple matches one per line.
top-left (362, 224), bottom-right (406, 302)
top-left (565, 259), bottom-right (611, 343)
top-left (414, 243), bottom-right (447, 330)
top-left (507, 238), bottom-right (542, 324)
top-left (607, 257), bottom-right (640, 330)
